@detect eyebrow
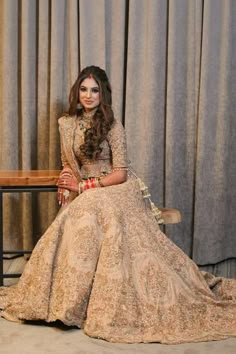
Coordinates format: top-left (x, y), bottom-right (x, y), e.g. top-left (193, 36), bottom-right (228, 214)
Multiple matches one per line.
top-left (80, 85), bottom-right (99, 89)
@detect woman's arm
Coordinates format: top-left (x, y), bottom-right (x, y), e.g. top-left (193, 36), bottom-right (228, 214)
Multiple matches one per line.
top-left (98, 168), bottom-right (127, 186)
top-left (57, 117), bottom-right (77, 205)
top-left (101, 118), bottom-right (128, 186)
top-left (57, 118), bottom-right (128, 194)
top-left (91, 118), bottom-right (128, 186)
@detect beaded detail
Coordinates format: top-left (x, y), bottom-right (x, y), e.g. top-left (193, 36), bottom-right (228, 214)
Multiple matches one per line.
top-left (77, 108), bottom-right (97, 133)
top-left (113, 167), bottom-right (129, 172)
top-left (137, 178), bottom-right (164, 224)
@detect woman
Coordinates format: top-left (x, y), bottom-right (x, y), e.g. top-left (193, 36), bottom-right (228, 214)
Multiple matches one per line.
top-left (57, 65), bottom-right (129, 206)
top-left (0, 66), bottom-right (236, 344)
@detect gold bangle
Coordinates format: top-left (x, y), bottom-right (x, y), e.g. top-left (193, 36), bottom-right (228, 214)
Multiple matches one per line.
top-left (98, 177), bottom-right (105, 187)
top-left (112, 167), bottom-right (128, 171)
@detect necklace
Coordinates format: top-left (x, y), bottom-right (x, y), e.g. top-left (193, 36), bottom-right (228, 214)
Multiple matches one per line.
top-left (77, 108), bottom-right (97, 132)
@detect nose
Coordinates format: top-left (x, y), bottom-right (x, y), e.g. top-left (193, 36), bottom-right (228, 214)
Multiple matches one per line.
top-left (86, 89), bottom-right (91, 98)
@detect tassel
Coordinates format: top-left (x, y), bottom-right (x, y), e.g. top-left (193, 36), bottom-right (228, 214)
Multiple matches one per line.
top-left (149, 201), bottom-right (164, 224)
top-left (137, 178), bottom-right (151, 198)
top-left (137, 178), bottom-right (164, 224)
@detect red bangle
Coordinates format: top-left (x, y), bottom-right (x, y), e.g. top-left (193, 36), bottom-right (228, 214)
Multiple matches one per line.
top-left (91, 178), bottom-right (96, 188)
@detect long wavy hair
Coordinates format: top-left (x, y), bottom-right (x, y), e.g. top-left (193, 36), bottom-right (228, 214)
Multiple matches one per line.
top-left (68, 66), bottom-right (114, 160)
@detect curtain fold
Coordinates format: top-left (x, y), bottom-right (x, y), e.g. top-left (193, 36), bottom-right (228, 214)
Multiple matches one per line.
top-left (164, 0), bottom-right (203, 256)
top-left (0, 0), bottom-right (236, 275)
top-left (193, 0), bottom-right (236, 264)
top-left (125, 0), bottom-right (167, 205)
top-left (0, 0), bottom-right (22, 252)
top-left (79, 0), bottom-right (126, 119)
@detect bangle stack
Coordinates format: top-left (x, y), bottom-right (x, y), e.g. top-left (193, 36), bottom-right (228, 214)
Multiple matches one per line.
top-left (78, 177), bottom-right (105, 195)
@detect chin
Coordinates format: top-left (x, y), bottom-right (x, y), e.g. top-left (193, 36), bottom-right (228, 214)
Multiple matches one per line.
top-left (84, 105), bottom-right (99, 111)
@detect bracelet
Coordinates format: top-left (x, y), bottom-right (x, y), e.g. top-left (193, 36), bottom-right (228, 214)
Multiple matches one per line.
top-left (97, 177), bottom-right (105, 187)
top-left (78, 178), bottom-right (103, 194)
top-left (61, 173), bottom-right (72, 178)
top-left (112, 167), bottom-right (128, 172)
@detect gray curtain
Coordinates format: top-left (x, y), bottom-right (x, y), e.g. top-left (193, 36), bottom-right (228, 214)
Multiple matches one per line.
top-left (0, 0), bottom-right (235, 276)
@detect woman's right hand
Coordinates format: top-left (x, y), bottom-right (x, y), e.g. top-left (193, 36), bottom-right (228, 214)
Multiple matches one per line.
top-left (57, 168), bottom-right (78, 206)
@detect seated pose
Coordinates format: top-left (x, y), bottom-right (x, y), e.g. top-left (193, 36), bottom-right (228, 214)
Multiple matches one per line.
top-left (0, 66), bottom-right (236, 344)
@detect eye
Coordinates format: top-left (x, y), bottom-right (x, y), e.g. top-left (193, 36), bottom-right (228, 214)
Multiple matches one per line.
top-left (80, 86), bottom-right (87, 92)
top-left (91, 87), bottom-right (99, 94)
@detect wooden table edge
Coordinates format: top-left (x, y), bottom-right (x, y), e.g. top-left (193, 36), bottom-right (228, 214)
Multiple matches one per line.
top-left (0, 170), bottom-right (60, 186)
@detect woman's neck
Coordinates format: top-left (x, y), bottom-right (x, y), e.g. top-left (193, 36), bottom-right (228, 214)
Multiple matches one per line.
top-left (82, 107), bottom-right (97, 120)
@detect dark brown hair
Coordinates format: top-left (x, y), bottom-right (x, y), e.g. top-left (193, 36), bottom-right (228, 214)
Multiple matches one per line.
top-left (68, 66), bottom-right (114, 160)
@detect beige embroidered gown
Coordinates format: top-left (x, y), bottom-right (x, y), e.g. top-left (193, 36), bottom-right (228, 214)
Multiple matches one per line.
top-left (1, 116), bottom-right (236, 344)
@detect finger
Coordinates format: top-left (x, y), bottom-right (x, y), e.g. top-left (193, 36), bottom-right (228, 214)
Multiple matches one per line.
top-left (57, 181), bottom-right (68, 188)
top-left (57, 188), bottom-right (63, 205)
top-left (62, 195), bottom-right (68, 207)
top-left (60, 188), bottom-right (68, 206)
top-left (57, 188), bottom-right (61, 201)
top-left (61, 173), bottom-right (72, 178)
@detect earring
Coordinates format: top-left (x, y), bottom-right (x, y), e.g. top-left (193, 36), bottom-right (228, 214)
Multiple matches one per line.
top-left (77, 102), bottom-right (82, 109)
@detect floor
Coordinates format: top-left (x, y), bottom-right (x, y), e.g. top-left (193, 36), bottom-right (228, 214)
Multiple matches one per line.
top-left (1, 258), bottom-right (236, 354)
top-left (0, 317), bottom-right (236, 354)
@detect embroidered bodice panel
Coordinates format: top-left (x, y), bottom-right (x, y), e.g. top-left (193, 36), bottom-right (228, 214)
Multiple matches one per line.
top-left (60, 116), bottom-right (128, 179)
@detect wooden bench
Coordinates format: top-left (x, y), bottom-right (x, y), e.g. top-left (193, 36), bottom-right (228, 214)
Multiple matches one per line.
top-left (0, 170), bottom-right (60, 285)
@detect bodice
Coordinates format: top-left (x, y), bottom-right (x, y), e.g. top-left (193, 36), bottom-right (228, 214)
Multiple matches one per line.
top-left (73, 121), bottom-right (113, 179)
top-left (59, 114), bottom-right (128, 180)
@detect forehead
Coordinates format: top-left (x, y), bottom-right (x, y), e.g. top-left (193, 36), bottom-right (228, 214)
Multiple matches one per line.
top-left (80, 77), bottom-right (98, 87)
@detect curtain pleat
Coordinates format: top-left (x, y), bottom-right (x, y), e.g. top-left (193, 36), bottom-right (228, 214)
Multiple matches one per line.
top-left (20, 0), bottom-right (37, 250)
top-left (0, 0), bottom-right (19, 169)
top-left (37, 0), bottom-right (50, 170)
top-left (79, 0), bottom-right (126, 119)
top-left (164, 0), bottom-right (203, 255)
top-left (103, 0), bottom-right (126, 120)
top-left (0, 0), bottom-right (22, 252)
top-left (125, 0), bottom-right (167, 205)
top-left (0, 0), bottom-right (236, 276)
top-left (35, 0), bottom-right (52, 238)
top-left (80, 0), bottom-right (106, 69)
top-left (20, 0), bottom-right (37, 169)
top-left (193, 0), bottom-right (236, 264)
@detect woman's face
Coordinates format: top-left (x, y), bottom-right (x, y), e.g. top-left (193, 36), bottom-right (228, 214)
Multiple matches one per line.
top-left (79, 77), bottom-right (100, 112)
